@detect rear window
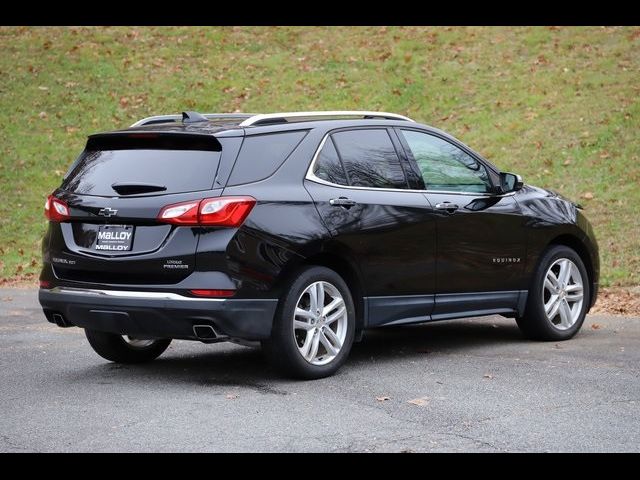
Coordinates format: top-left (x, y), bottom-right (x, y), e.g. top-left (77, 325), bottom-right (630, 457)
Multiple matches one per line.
top-left (62, 149), bottom-right (222, 196)
top-left (227, 131), bottom-right (307, 186)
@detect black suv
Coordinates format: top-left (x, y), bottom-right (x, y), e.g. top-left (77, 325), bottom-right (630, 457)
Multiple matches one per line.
top-left (39, 110), bottom-right (599, 379)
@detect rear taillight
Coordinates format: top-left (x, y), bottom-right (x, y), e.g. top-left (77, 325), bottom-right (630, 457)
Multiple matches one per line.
top-left (158, 196), bottom-right (256, 227)
top-left (44, 194), bottom-right (70, 222)
top-left (157, 201), bottom-right (200, 225)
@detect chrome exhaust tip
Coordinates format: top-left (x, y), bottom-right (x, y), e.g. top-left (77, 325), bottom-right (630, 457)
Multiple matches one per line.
top-left (193, 324), bottom-right (218, 340)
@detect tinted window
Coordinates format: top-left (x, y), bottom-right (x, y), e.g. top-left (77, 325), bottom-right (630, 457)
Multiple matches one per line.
top-left (227, 131), bottom-right (307, 186)
top-left (399, 130), bottom-right (492, 193)
top-left (331, 129), bottom-right (408, 189)
top-left (313, 138), bottom-right (348, 185)
top-left (62, 149), bottom-right (222, 196)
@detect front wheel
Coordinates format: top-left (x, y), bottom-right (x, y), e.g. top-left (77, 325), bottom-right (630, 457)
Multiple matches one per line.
top-left (517, 245), bottom-right (590, 341)
top-left (85, 329), bottom-right (172, 363)
top-left (262, 266), bottom-right (356, 379)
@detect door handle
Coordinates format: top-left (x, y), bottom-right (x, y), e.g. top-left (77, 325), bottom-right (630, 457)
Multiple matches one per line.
top-left (435, 202), bottom-right (459, 213)
top-left (329, 197), bottom-right (357, 208)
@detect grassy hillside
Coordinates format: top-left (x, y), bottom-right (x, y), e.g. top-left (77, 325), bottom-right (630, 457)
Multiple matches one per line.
top-left (0, 26), bottom-right (638, 286)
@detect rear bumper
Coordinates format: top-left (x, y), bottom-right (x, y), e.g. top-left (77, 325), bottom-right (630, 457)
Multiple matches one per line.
top-left (38, 287), bottom-right (277, 341)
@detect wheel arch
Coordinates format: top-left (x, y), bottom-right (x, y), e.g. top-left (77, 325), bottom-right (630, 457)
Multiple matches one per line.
top-left (274, 251), bottom-right (366, 337)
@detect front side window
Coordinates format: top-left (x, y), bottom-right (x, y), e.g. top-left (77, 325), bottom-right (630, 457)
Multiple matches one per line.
top-left (399, 130), bottom-right (492, 193)
top-left (331, 129), bottom-right (408, 189)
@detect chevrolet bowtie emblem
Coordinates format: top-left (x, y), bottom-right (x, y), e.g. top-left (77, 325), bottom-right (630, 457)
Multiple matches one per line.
top-left (98, 207), bottom-right (118, 217)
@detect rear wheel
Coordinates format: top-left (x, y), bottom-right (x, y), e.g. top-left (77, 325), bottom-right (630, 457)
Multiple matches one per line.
top-left (517, 245), bottom-right (590, 341)
top-left (84, 329), bottom-right (171, 363)
top-left (262, 266), bottom-right (355, 379)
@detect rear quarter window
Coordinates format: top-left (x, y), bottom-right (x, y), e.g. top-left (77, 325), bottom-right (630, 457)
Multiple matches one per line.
top-left (227, 130), bottom-right (308, 186)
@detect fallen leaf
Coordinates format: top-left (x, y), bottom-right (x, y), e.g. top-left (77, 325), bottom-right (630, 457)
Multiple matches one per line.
top-left (563, 159), bottom-right (572, 166)
top-left (38, 111), bottom-right (47, 119)
top-left (225, 393), bottom-right (239, 399)
top-left (483, 374), bottom-right (494, 379)
top-left (581, 192), bottom-right (594, 200)
top-left (18, 248), bottom-right (24, 256)
top-left (407, 397), bottom-right (430, 406)
top-left (534, 54), bottom-right (549, 65)
top-left (376, 396), bottom-right (390, 402)
top-left (119, 97), bottom-right (129, 107)
top-left (591, 323), bottom-right (602, 330)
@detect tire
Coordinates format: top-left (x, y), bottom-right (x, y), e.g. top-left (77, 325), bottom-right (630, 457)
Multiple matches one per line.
top-left (84, 329), bottom-right (171, 364)
top-left (262, 266), bottom-right (356, 379)
top-left (517, 245), bottom-right (590, 341)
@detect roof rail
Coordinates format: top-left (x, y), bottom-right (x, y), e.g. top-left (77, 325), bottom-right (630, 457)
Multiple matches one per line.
top-left (238, 111), bottom-right (415, 127)
top-left (130, 113), bottom-right (257, 128)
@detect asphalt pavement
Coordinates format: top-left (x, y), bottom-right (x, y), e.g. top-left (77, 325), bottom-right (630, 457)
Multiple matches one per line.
top-left (1, 287), bottom-right (638, 452)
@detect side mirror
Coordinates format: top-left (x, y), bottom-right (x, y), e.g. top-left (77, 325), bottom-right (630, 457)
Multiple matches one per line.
top-left (498, 172), bottom-right (523, 193)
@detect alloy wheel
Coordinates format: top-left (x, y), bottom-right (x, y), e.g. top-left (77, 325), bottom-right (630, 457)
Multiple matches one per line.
top-left (293, 281), bottom-right (348, 366)
top-left (542, 258), bottom-right (584, 330)
top-left (122, 336), bottom-right (156, 348)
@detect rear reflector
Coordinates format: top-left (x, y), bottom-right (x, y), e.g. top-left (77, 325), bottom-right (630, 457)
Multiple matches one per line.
top-left (158, 196), bottom-right (256, 227)
top-left (189, 289), bottom-right (236, 298)
top-left (45, 194), bottom-right (70, 222)
top-left (39, 280), bottom-right (51, 289)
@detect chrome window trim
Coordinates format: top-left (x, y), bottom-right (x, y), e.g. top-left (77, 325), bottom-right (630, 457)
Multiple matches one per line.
top-left (305, 132), bottom-right (515, 198)
top-left (48, 287), bottom-right (227, 302)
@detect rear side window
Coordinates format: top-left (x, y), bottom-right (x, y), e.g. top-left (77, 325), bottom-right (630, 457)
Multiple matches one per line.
top-left (62, 149), bottom-right (222, 196)
top-left (227, 131), bottom-right (307, 186)
top-left (331, 129), bottom-right (408, 189)
top-left (313, 137), bottom-right (348, 186)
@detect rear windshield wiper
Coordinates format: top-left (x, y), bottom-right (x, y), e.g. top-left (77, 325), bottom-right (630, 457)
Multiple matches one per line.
top-left (111, 182), bottom-right (167, 195)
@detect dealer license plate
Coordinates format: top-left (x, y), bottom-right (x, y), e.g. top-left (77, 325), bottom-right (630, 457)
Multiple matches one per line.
top-left (94, 225), bottom-right (134, 252)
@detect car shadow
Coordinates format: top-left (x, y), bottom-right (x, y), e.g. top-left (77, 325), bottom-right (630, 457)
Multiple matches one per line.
top-left (68, 318), bottom-right (524, 389)
top-left (350, 318), bottom-right (523, 363)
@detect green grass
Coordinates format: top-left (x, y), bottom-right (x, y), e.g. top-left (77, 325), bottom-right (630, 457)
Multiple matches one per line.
top-left (1, 26), bottom-right (639, 286)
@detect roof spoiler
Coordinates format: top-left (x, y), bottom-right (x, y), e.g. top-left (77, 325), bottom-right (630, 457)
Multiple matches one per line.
top-left (86, 131), bottom-right (222, 151)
